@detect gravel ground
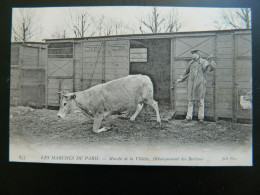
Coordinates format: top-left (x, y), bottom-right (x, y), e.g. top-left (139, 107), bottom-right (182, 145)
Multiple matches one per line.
top-left (9, 106), bottom-right (252, 149)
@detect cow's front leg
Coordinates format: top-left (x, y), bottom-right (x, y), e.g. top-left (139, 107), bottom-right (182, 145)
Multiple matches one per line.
top-left (130, 103), bottom-right (143, 121)
top-left (92, 115), bottom-right (111, 133)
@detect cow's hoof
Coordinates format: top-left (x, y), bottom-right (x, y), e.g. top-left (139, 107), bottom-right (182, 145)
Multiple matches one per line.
top-left (93, 126), bottom-right (112, 133)
top-left (104, 126), bottom-right (112, 131)
top-left (130, 117), bottom-right (136, 122)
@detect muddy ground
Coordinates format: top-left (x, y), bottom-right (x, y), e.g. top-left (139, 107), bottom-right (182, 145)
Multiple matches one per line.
top-left (9, 106), bottom-right (252, 150)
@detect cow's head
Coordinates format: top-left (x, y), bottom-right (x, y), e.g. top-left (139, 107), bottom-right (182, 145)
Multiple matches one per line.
top-left (57, 91), bottom-right (77, 118)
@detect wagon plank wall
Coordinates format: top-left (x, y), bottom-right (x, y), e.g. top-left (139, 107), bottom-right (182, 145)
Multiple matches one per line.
top-left (10, 44), bottom-right (20, 106)
top-left (215, 32), bottom-right (235, 120)
top-left (11, 44), bottom-right (47, 107)
top-left (234, 32), bottom-right (252, 122)
top-left (74, 42), bottom-right (83, 91)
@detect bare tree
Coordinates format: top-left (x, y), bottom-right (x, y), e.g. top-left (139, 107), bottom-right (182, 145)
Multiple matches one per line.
top-left (164, 8), bottom-right (182, 32)
top-left (102, 19), bottom-right (114, 36)
top-left (113, 20), bottom-right (124, 35)
top-left (139, 7), bottom-right (165, 33)
top-left (68, 8), bottom-right (95, 38)
top-left (51, 24), bottom-right (69, 39)
top-left (213, 20), bottom-right (227, 30)
top-left (12, 9), bottom-right (36, 42)
top-left (93, 15), bottom-right (133, 36)
top-left (214, 8), bottom-right (251, 30)
top-left (95, 15), bottom-right (105, 36)
top-left (139, 7), bottom-right (183, 34)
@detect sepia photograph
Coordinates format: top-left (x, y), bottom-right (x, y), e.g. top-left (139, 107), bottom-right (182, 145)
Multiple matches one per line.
top-left (9, 6), bottom-right (252, 166)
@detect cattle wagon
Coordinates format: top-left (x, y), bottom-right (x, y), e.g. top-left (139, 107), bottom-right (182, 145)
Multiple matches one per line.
top-left (10, 29), bottom-right (252, 123)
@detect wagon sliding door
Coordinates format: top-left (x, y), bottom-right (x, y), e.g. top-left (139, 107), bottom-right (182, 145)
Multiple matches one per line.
top-left (105, 40), bottom-right (130, 81)
top-left (19, 45), bottom-right (47, 107)
top-left (81, 41), bottom-right (103, 89)
top-left (47, 42), bottom-right (74, 107)
top-left (82, 40), bottom-right (130, 90)
top-left (172, 34), bottom-right (216, 120)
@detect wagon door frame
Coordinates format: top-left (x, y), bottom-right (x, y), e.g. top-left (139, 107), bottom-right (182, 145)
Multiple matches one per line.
top-left (171, 33), bottom-right (216, 120)
top-left (46, 42), bottom-right (74, 108)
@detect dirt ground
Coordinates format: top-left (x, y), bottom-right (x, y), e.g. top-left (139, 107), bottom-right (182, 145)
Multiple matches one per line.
top-left (9, 106), bottom-right (252, 149)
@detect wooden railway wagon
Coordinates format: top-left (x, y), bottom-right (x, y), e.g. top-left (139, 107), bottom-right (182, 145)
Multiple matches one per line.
top-left (170, 30), bottom-right (252, 123)
top-left (10, 29), bottom-right (252, 123)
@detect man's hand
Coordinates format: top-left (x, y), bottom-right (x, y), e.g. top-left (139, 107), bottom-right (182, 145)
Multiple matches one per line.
top-left (176, 78), bottom-right (182, 83)
top-left (172, 79), bottom-right (182, 89)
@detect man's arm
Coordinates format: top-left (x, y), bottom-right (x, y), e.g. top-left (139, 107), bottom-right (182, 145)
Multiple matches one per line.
top-left (206, 58), bottom-right (216, 72)
top-left (176, 60), bottom-right (192, 83)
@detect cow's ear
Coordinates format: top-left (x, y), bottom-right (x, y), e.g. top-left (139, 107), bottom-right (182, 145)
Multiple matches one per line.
top-left (70, 94), bottom-right (76, 99)
top-left (58, 91), bottom-right (67, 96)
top-left (63, 94), bottom-right (69, 99)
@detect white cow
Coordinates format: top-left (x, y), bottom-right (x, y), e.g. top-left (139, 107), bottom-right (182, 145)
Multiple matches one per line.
top-left (57, 74), bottom-right (161, 133)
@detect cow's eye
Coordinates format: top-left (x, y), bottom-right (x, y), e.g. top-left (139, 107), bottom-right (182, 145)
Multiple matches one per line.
top-left (64, 103), bottom-right (67, 106)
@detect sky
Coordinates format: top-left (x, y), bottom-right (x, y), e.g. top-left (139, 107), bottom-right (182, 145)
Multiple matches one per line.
top-left (11, 6), bottom-right (246, 41)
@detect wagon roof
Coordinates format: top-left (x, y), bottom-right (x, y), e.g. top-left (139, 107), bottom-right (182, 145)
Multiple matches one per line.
top-left (43, 29), bottom-right (251, 42)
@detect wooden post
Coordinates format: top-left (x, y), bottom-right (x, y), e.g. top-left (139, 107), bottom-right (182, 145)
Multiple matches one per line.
top-left (127, 40), bottom-right (130, 75)
top-left (170, 38), bottom-right (174, 109)
top-left (102, 41), bottom-right (106, 83)
top-left (38, 46), bottom-right (41, 106)
top-left (38, 46), bottom-right (41, 67)
top-left (213, 34), bottom-right (217, 122)
top-left (232, 32), bottom-right (237, 122)
top-left (45, 44), bottom-right (49, 109)
top-left (73, 42), bottom-right (75, 92)
top-left (18, 45), bottom-right (23, 106)
top-left (81, 42), bottom-right (84, 91)
top-left (173, 37), bottom-right (177, 110)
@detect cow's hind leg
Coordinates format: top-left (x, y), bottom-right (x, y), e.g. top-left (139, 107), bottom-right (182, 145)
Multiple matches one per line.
top-left (147, 99), bottom-right (161, 124)
top-left (130, 103), bottom-right (144, 121)
top-left (92, 115), bottom-right (111, 133)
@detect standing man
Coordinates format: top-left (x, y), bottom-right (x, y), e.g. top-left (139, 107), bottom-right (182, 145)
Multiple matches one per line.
top-left (176, 50), bottom-right (216, 122)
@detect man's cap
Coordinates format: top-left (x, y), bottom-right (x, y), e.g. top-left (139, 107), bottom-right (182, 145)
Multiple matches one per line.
top-left (190, 49), bottom-right (200, 54)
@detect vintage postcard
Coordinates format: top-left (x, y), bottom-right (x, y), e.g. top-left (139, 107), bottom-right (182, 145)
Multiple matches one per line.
top-left (9, 6), bottom-right (252, 166)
